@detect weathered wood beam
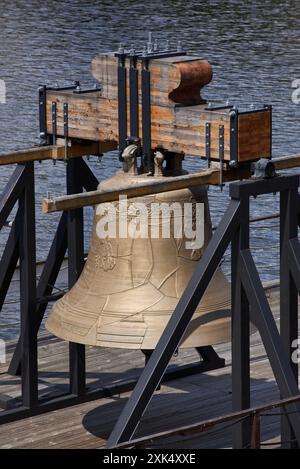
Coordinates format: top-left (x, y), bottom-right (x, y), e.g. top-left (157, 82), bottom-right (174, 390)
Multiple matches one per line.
top-left (42, 154), bottom-right (300, 213)
top-left (0, 140), bottom-right (104, 166)
top-left (42, 155), bottom-right (300, 213)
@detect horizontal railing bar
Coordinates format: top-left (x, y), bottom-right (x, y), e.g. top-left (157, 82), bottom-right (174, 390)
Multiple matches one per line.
top-left (42, 154), bottom-right (300, 213)
top-left (0, 140), bottom-right (102, 166)
top-left (113, 394), bottom-right (300, 448)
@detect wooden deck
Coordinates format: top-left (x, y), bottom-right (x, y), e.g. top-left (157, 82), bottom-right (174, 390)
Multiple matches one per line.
top-left (0, 285), bottom-right (296, 449)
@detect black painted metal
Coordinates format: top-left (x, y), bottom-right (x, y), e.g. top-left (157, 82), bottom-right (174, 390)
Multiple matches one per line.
top-left (0, 165), bottom-right (27, 230)
top-left (38, 85), bottom-right (47, 145)
top-left (107, 199), bottom-right (241, 446)
top-left (129, 55), bottom-right (139, 139)
top-left (1, 148), bottom-right (300, 450)
top-left (0, 210), bottom-right (21, 311)
top-left (117, 53), bottom-right (127, 161)
top-left (141, 59), bottom-right (152, 172)
top-left (107, 174), bottom-right (300, 449)
top-left (266, 105), bottom-right (272, 159)
top-left (8, 159), bottom-right (98, 378)
top-left (77, 157), bottom-right (99, 192)
top-left (73, 85), bottom-right (101, 94)
top-left (19, 162), bottom-right (38, 408)
top-left (66, 158), bottom-right (86, 396)
top-left (219, 124), bottom-right (224, 188)
top-left (280, 188), bottom-right (299, 448)
top-left (63, 103), bottom-right (68, 162)
top-left (231, 197), bottom-right (251, 448)
top-left (51, 102), bottom-right (57, 145)
top-left (8, 212), bottom-right (68, 376)
top-left (196, 346), bottom-right (225, 367)
top-left (240, 249), bottom-right (300, 439)
top-left (205, 122), bottom-right (211, 168)
top-left (229, 109), bottom-right (238, 166)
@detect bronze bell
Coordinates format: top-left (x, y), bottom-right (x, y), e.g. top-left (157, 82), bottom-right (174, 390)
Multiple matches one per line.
top-left (46, 149), bottom-right (231, 349)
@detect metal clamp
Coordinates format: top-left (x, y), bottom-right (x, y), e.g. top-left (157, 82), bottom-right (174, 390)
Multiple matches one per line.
top-left (63, 103), bottom-right (69, 162)
top-left (219, 125), bottom-right (225, 190)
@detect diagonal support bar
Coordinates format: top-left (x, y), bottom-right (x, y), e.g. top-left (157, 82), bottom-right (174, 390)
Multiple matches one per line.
top-left (280, 188), bottom-right (299, 447)
top-left (288, 238), bottom-right (300, 294)
top-left (107, 199), bottom-right (241, 446)
top-left (240, 248), bottom-right (300, 443)
top-left (0, 209), bottom-right (21, 310)
top-left (8, 212), bottom-right (68, 376)
top-left (19, 162), bottom-right (38, 408)
top-left (77, 158), bottom-right (99, 192)
top-left (0, 165), bottom-right (27, 229)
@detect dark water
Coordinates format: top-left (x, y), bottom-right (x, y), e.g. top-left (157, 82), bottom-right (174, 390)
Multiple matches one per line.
top-left (1, 0), bottom-right (300, 336)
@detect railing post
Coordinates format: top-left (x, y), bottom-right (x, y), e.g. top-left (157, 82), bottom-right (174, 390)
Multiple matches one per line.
top-left (280, 187), bottom-right (299, 448)
top-left (66, 157), bottom-right (86, 396)
top-left (250, 413), bottom-right (261, 449)
top-left (19, 162), bottom-right (38, 408)
top-left (231, 195), bottom-right (251, 448)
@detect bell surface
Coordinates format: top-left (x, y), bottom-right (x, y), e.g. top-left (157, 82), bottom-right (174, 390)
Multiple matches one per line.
top-left (46, 165), bottom-right (231, 349)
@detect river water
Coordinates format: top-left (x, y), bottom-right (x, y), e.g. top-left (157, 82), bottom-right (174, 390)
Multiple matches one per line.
top-left (0, 0), bottom-right (300, 337)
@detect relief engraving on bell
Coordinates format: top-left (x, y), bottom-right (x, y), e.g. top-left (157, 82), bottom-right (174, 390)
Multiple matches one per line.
top-left (46, 164), bottom-right (232, 350)
top-left (94, 238), bottom-right (116, 271)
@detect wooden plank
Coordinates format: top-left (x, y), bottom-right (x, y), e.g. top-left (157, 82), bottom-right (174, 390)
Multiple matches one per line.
top-left (46, 91), bottom-right (231, 159)
top-left (238, 110), bottom-right (271, 162)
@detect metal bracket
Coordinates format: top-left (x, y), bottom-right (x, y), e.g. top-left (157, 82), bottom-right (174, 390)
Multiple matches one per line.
top-left (205, 122), bottom-right (211, 168)
top-left (229, 109), bottom-right (238, 168)
top-left (141, 57), bottom-right (152, 172)
top-left (205, 104), bottom-right (234, 111)
top-left (117, 52), bottom-right (128, 161)
top-left (51, 102), bottom-right (57, 145)
top-left (219, 124), bottom-right (225, 190)
top-left (129, 54), bottom-right (139, 139)
top-left (63, 103), bottom-right (68, 162)
top-left (38, 85), bottom-right (48, 145)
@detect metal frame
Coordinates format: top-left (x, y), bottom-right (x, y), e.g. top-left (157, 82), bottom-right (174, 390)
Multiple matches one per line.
top-left (116, 46), bottom-right (186, 172)
top-left (106, 174), bottom-right (300, 449)
top-left (0, 154), bottom-right (224, 425)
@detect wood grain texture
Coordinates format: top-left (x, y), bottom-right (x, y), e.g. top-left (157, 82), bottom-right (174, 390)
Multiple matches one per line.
top-left (238, 110), bottom-right (271, 161)
top-left (46, 91), bottom-right (231, 159)
top-left (91, 53), bottom-right (212, 106)
top-left (44, 53), bottom-right (271, 162)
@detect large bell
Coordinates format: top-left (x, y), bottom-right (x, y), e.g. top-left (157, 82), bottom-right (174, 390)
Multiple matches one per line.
top-left (46, 150), bottom-right (231, 349)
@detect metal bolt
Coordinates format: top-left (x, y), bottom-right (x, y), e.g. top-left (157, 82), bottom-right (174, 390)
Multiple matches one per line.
top-left (147, 32), bottom-right (153, 53)
top-left (118, 43), bottom-right (124, 54)
top-left (142, 45), bottom-right (147, 57)
top-left (165, 39), bottom-right (169, 51)
top-left (154, 39), bottom-right (158, 51)
top-left (177, 40), bottom-right (182, 52)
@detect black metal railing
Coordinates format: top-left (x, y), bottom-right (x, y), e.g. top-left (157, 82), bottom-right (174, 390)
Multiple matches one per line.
top-left (106, 174), bottom-right (300, 449)
top-left (0, 154), bottom-right (224, 425)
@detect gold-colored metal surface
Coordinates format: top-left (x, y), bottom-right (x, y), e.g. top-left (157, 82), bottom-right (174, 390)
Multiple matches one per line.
top-left (46, 161), bottom-right (231, 349)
